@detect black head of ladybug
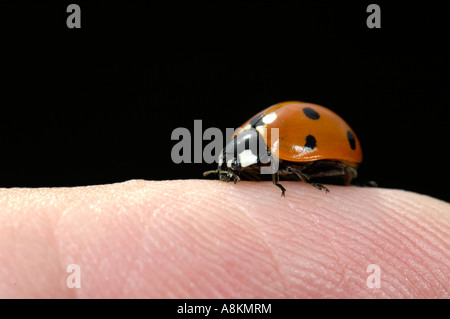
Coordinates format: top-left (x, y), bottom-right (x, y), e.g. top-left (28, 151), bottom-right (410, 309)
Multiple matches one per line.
top-left (204, 129), bottom-right (271, 183)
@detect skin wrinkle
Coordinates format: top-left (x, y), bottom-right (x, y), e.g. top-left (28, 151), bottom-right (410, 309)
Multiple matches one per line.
top-left (385, 192), bottom-right (450, 238)
top-left (274, 186), bottom-right (446, 298)
top-left (57, 189), bottom-right (150, 297)
top-left (178, 183), bottom-right (318, 297)
top-left (211, 211), bottom-right (286, 298)
top-left (353, 191), bottom-right (449, 264)
top-left (236, 186), bottom-right (371, 297)
top-left (47, 206), bottom-right (79, 299)
top-left (225, 183), bottom-right (352, 297)
top-left (229, 184), bottom-right (446, 298)
top-left (383, 195), bottom-right (450, 256)
top-left (144, 186), bottom-right (282, 298)
top-left (355, 193), bottom-right (444, 297)
top-left (153, 211), bottom-right (223, 297)
top-left (127, 222), bottom-right (176, 295)
top-left (284, 214), bottom-right (383, 297)
top-left (272, 224), bottom-right (347, 294)
top-left (382, 199), bottom-right (450, 297)
top-left (55, 190), bottom-right (109, 298)
top-left (292, 197), bottom-right (401, 280)
top-left (311, 216), bottom-right (348, 291)
top-left (133, 199), bottom-right (200, 297)
top-left (366, 193), bottom-right (449, 294)
top-left (0, 180), bottom-right (450, 298)
top-left (231, 201), bottom-right (289, 298)
top-left (0, 194), bottom-right (60, 298)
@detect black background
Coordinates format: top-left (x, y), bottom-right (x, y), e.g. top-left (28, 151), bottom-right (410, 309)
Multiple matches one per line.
top-left (0, 1), bottom-right (449, 202)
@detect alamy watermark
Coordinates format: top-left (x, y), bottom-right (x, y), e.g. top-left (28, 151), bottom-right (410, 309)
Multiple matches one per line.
top-left (366, 264), bottom-right (381, 289)
top-left (171, 120), bottom-right (236, 164)
top-left (171, 120), bottom-right (279, 174)
top-left (366, 4), bottom-right (381, 29)
top-left (65, 4), bottom-right (379, 29)
top-left (66, 4), bottom-right (81, 29)
top-left (66, 264), bottom-right (81, 288)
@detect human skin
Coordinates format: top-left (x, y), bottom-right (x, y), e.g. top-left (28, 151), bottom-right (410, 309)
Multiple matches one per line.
top-left (0, 180), bottom-right (449, 298)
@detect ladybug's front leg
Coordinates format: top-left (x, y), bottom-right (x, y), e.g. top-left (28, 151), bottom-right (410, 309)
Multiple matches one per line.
top-left (272, 173), bottom-right (286, 197)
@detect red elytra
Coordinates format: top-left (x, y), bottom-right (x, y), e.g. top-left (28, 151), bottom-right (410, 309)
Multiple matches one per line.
top-left (234, 101), bottom-right (362, 167)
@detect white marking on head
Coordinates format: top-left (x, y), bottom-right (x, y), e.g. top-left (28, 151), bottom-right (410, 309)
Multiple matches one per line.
top-left (227, 158), bottom-right (234, 168)
top-left (238, 149), bottom-right (258, 167)
top-left (262, 112), bottom-right (277, 124)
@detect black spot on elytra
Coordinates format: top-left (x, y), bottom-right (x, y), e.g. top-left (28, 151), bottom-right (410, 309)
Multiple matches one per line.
top-left (303, 107), bottom-right (320, 120)
top-left (304, 135), bottom-right (317, 151)
top-left (347, 130), bottom-right (356, 150)
top-left (250, 113), bottom-right (265, 127)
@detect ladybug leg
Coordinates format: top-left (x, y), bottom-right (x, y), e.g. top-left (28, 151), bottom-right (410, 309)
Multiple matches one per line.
top-left (272, 173), bottom-right (286, 197)
top-left (340, 165), bottom-right (355, 186)
top-left (309, 182), bottom-right (329, 193)
top-left (353, 180), bottom-right (378, 187)
top-left (203, 169), bottom-right (229, 177)
top-left (364, 180), bottom-right (378, 187)
top-left (286, 166), bottom-right (310, 182)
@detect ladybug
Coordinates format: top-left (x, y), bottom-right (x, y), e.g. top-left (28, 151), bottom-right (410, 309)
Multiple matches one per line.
top-left (204, 101), bottom-right (363, 196)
